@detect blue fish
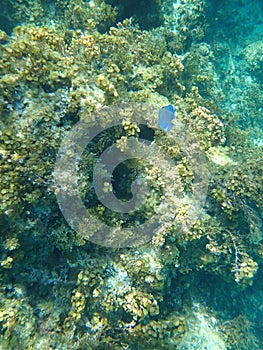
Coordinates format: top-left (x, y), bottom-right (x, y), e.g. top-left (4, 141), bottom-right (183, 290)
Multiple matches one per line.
top-left (158, 104), bottom-right (175, 132)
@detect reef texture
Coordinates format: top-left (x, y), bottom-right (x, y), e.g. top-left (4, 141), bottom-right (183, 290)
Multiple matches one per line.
top-left (0, 0), bottom-right (262, 349)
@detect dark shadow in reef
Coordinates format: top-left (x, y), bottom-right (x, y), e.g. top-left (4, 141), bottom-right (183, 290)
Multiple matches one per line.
top-left (104, 0), bottom-right (164, 30)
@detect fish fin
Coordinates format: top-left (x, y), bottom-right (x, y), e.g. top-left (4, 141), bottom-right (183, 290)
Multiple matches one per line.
top-left (164, 104), bottom-right (174, 114)
top-left (167, 123), bottom-right (174, 132)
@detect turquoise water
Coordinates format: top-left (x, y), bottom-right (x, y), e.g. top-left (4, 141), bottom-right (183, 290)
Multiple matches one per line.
top-left (0, 0), bottom-right (262, 349)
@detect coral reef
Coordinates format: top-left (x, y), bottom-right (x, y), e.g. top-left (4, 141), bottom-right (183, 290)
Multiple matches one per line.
top-left (0, 0), bottom-right (262, 348)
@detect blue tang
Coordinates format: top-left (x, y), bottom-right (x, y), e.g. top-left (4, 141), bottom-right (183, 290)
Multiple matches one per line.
top-left (158, 104), bottom-right (175, 132)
